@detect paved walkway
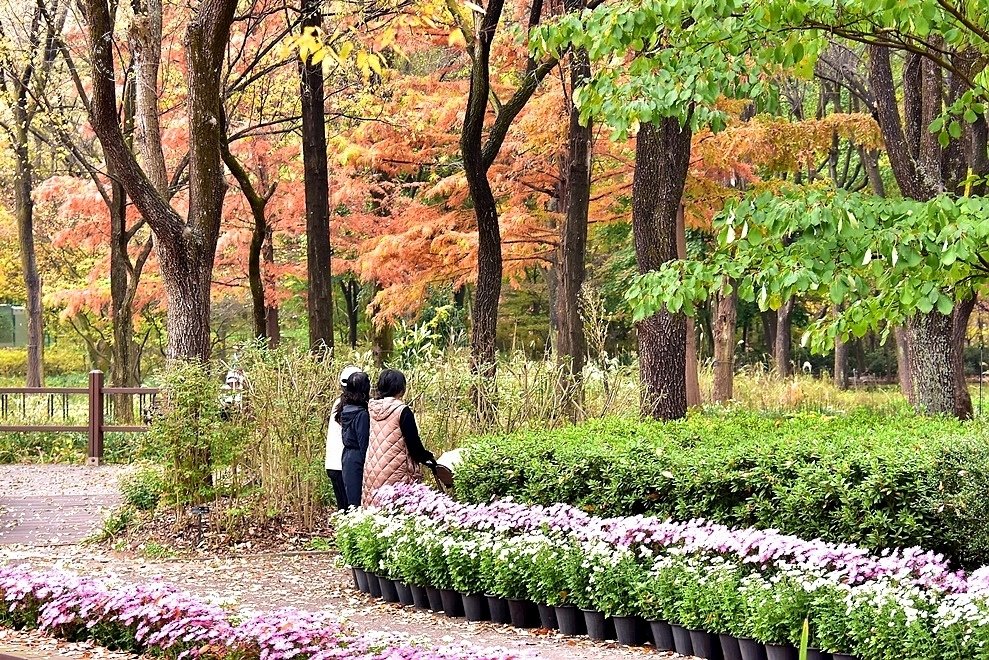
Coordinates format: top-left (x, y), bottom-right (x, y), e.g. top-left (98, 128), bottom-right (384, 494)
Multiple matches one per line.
top-left (0, 465), bottom-right (126, 545)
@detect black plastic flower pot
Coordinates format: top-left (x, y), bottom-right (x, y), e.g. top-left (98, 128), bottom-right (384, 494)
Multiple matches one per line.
top-left (395, 581), bottom-right (415, 606)
top-left (765, 643), bottom-right (798, 660)
top-left (486, 595), bottom-right (512, 624)
top-left (690, 629), bottom-right (724, 660)
top-left (720, 634), bottom-right (743, 660)
top-left (581, 609), bottom-right (615, 641)
top-left (537, 603), bottom-right (558, 630)
top-left (508, 598), bottom-right (539, 628)
top-left (352, 568), bottom-right (369, 593)
top-left (806, 649), bottom-right (832, 660)
top-left (440, 589), bottom-right (464, 617)
top-left (613, 615), bottom-right (646, 646)
top-left (462, 593), bottom-right (488, 622)
top-left (426, 587), bottom-right (444, 612)
top-left (555, 605), bottom-right (586, 636)
top-left (378, 576), bottom-right (400, 603)
top-left (738, 638), bottom-right (767, 660)
top-left (649, 620), bottom-right (675, 651)
top-left (367, 573), bottom-right (382, 599)
top-left (671, 624), bottom-right (694, 657)
top-left (411, 585), bottom-right (430, 610)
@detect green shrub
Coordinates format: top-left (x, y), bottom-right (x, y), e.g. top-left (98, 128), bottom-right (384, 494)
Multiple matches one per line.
top-left (455, 410), bottom-right (989, 567)
top-left (0, 345), bottom-right (87, 378)
top-left (120, 466), bottom-right (164, 511)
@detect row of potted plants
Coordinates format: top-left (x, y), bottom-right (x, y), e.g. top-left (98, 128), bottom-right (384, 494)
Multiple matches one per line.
top-left (334, 485), bottom-right (989, 660)
top-left (0, 564), bottom-right (526, 660)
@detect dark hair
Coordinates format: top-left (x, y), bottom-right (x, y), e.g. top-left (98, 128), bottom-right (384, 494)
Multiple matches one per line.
top-left (334, 371), bottom-right (370, 423)
top-left (376, 368), bottom-right (407, 399)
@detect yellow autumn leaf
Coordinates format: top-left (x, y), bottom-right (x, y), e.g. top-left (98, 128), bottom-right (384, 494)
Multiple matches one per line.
top-left (356, 51), bottom-right (369, 77)
top-left (337, 41), bottom-right (354, 60)
top-left (367, 52), bottom-right (382, 76)
top-left (448, 27), bottom-right (466, 47)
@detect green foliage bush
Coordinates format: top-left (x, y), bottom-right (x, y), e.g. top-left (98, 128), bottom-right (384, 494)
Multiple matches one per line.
top-left (0, 346), bottom-right (87, 378)
top-left (455, 410), bottom-right (989, 568)
top-left (120, 465), bottom-right (164, 511)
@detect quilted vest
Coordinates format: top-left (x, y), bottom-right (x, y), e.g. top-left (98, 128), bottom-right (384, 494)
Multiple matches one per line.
top-left (362, 397), bottom-right (422, 506)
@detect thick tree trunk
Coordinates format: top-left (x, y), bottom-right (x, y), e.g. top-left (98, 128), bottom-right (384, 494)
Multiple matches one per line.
top-left (909, 311), bottom-right (957, 415)
top-left (12, 117), bottom-right (44, 387)
top-left (676, 205), bottom-right (701, 407)
top-left (775, 298), bottom-right (794, 377)
top-left (712, 287), bottom-right (737, 402)
top-left (301, 0), bottom-right (334, 353)
top-left (953, 295), bottom-right (976, 419)
top-left (84, 0), bottom-right (234, 362)
top-left (555, 46), bottom-right (592, 416)
top-left (895, 326), bottom-right (915, 404)
top-left (631, 117), bottom-right (692, 421)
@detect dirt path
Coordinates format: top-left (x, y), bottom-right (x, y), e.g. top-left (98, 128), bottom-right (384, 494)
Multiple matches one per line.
top-left (0, 465), bottom-right (690, 659)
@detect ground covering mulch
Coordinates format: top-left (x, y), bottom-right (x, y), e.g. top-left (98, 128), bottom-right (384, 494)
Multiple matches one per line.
top-left (0, 465), bottom-right (685, 660)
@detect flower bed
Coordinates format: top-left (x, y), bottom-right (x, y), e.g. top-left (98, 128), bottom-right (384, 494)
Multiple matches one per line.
top-left (452, 411), bottom-right (989, 567)
top-left (335, 483), bottom-right (989, 660)
top-left (0, 564), bottom-right (527, 660)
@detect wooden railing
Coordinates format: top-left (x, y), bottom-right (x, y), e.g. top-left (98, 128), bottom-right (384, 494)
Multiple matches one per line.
top-left (0, 370), bottom-right (159, 465)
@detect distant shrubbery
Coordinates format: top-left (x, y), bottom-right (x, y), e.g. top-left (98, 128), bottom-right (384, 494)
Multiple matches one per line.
top-left (0, 345), bottom-right (87, 378)
top-left (455, 411), bottom-right (989, 568)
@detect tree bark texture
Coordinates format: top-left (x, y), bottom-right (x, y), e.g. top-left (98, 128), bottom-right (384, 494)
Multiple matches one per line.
top-left (264, 226), bottom-right (281, 347)
top-left (554, 45), bottom-right (592, 415)
top-left (300, 0), bottom-right (333, 353)
top-left (676, 205), bottom-right (701, 407)
top-left (834, 330), bottom-right (849, 390)
top-left (631, 117), bottom-right (692, 421)
top-left (775, 298), bottom-right (794, 377)
top-left (82, 0), bottom-right (236, 362)
top-left (895, 326), bottom-right (916, 404)
top-left (712, 287), bottom-right (737, 402)
top-left (761, 310), bottom-right (777, 361)
top-left (952, 295), bottom-right (976, 419)
top-left (909, 311), bottom-right (957, 415)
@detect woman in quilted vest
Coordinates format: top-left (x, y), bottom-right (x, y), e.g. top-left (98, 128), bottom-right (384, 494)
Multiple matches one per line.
top-left (362, 369), bottom-right (437, 506)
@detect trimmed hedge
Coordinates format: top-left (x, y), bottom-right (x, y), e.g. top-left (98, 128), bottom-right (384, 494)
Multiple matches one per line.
top-left (454, 410), bottom-right (989, 568)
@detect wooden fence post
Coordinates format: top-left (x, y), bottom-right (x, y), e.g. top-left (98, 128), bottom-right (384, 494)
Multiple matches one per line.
top-left (87, 370), bottom-right (104, 465)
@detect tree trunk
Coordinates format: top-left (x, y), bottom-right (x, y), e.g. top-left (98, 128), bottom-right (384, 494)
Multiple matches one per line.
top-left (953, 295), bottom-right (976, 419)
top-left (834, 326), bottom-right (849, 390)
top-left (676, 205), bottom-right (701, 407)
top-left (300, 0), bottom-right (333, 353)
top-left (761, 310), bottom-right (777, 361)
top-left (341, 278), bottom-right (361, 348)
top-left (82, 0), bottom-right (236, 363)
top-left (248, 208), bottom-right (267, 341)
top-left (909, 311), bottom-right (957, 414)
top-left (775, 298), bottom-right (794, 377)
top-left (263, 226), bottom-right (280, 347)
top-left (895, 326), bottom-right (915, 404)
top-left (712, 287), bottom-right (737, 402)
top-left (631, 117), bottom-right (692, 421)
top-left (554, 46), bottom-right (592, 417)
top-left (12, 117), bottom-right (44, 387)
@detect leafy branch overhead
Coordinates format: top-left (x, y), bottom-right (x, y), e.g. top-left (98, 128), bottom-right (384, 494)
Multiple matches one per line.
top-left (627, 189), bottom-right (989, 352)
top-left (533, 0), bottom-right (817, 138)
